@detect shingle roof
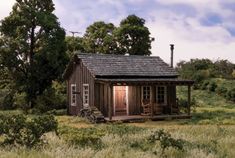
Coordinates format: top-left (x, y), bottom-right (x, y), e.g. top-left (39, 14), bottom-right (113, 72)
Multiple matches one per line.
top-left (77, 53), bottom-right (178, 78)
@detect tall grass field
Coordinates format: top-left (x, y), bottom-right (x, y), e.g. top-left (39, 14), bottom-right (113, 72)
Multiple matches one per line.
top-left (0, 84), bottom-right (235, 158)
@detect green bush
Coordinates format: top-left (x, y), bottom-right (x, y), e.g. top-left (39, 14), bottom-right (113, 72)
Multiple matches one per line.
top-left (58, 126), bottom-right (105, 149)
top-left (0, 114), bottom-right (57, 148)
top-left (226, 88), bottom-right (235, 102)
top-left (208, 81), bottom-right (217, 92)
top-left (201, 80), bottom-right (210, 90)
top-left (35, 85), bottom-right (66, 113)
top-left (148, 129), bottom-right (185, 156)
top-left (216, 86), bottom-right (227, 96)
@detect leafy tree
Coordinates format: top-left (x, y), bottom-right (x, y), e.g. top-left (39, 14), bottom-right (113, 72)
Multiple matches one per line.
top-left (65, 36), bottom-right (84, 58)
top-left (0, 0), bottom-right (68, 108)
top-left (114, 15), bottom-right (154, 55)
top-left (83, 21), bottom-right (119, 54)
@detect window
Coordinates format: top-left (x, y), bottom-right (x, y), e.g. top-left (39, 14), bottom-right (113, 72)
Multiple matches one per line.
top-left (71, 84), bottom-right (76, 106)
top-left (83, 84), bottom-right (89, 108)
top-left (156, 86), bottom-right (167, 104)
top-left (142, 86), bottom-right (151, 100)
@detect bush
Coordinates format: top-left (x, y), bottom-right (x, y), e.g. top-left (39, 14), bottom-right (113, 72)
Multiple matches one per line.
top-left (201, 80), bottom-right (210, 90)
top-left (0, 114), bottom-right (58, 148)
top-left (178, 97), bottom-right (197, 113)
top-left (216, 86), bottom-right (227, 96)
top-left (208, 81), bottom-right (217, 92)
top-left (226, 88), bottom-right (235, 102)
top-left (148, 129), bottom-right (185, 156)
top-left (35, 84), bottom-right (66, 113)
top-left (58, 126), bottom-right (105, 149)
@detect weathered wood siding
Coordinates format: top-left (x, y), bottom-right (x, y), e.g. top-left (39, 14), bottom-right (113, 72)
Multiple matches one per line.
top-left (167, 86), bottom-right (177, 110)
top-left (128, 86), bottom-right (142, 115)
top-left (94, 83), bottom-right (111, 117)
top-left (68, 61), bottom-right (95, 115)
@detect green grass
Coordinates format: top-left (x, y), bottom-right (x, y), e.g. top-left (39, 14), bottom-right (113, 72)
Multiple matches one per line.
top-left (0, 80), bottom-right (235, 157)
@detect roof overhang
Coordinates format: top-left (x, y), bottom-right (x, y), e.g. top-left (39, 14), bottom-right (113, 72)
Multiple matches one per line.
top-left (95, 78), bottom-right (194, 86)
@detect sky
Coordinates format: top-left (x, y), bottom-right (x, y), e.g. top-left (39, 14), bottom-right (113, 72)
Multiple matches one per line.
top-left (0, 0), bottom-right (235, 65)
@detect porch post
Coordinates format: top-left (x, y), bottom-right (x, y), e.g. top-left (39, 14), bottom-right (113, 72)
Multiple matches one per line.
top-left (187, 85), bottom-right (191, 115)
top-left (151, 85), bottom-right (154, 116)
top-left (108, 84), bottom-right (113, 120)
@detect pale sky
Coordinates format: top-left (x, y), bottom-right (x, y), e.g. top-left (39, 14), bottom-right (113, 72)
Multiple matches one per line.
top-left (1, 0), bottom-right (235, 65)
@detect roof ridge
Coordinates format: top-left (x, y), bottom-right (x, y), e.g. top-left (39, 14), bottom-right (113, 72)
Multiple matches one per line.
top-left (75, 52), bottom-right (160, 58)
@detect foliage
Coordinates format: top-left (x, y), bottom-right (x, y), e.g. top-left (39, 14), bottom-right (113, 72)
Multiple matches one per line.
top-left (0, 114), bottom-right (57, 148)
top-left (82, 15), bottom-right (153, 55)
top-left (114, 15), bottom-right (154, 55)
top-left (83, 21), bottom-right (119, 54)
top-left (207, 81), bottom-right (217, 92)
top-left (176, 59), bottom-right (235, 83)
top-left (226, 88), bottom-right (235, 102)
top-left (65, 36), bottom-right (84, 58)
top-left (34, 81), bottom-right (67, 113)
top-left (215, 86), bottom-right (227, 96)
top-left (58, 126), bottom-right (105, 149)
top-left (0, 0), bottom-right (68, 108)
top-left (148, 129), bottom-right (185, 156)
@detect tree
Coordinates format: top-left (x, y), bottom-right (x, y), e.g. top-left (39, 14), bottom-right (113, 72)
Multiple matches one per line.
top-left (0, 0), bottom-right (68, 108)
top-left (114, 15), bottom-right (154, 55)
top-left (65, 36), bottom-right (84, 58)
top-left (83, 21), bottom-right (119, 54)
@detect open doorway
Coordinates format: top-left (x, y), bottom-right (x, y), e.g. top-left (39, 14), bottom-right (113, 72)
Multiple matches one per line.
top-left (113, 86), bottom-right (128, 116)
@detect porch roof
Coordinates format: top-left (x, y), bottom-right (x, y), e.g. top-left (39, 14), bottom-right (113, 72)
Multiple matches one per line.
top-left (95, 78), bottom-right (194, 85)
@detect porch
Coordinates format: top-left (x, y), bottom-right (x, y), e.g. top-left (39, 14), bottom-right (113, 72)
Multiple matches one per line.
top-left (95, 78), bottom-right (194, 121)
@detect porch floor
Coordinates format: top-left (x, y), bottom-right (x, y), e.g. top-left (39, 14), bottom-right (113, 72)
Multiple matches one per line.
top-left (105, 114), bottom-right (191, 122)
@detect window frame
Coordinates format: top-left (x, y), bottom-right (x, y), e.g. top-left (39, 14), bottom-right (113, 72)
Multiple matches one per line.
top-left (83, 84), bottom-right (89, 108)
top-left (71, 84), bottom-right (76, 106)
top-left (156, 86), bottom-right (167, 105)
top-left (142, 86), bottom-right (151, 101)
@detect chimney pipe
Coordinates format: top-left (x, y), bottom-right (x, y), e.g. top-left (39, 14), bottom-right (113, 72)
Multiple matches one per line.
top-left (170, 44), bottom-right (174, 68)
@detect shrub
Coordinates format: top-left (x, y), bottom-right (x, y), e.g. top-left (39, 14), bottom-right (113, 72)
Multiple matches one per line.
top-left (178, 97), bottom-right (197, 113)
top-left (208, 81), bottom-right (217, 92)
top-left (148, 129), bottom-right (185, 156)
top-left (58, 126), bottom-right (105, 149)
top-left (226, 88), bottom-right (235, 102)
top-left (0, 114), bottom-right (57, 148)
top-left (216, 86), bottom-right (227, 96)
top-left (201, 80), bottom-right (210, 90)
top-left (35, 86), bottom-right (66, 113)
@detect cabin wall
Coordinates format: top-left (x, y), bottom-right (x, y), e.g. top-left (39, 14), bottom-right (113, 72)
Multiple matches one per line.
top-left (67, 61), bottom-right (95, 115)
top-left (167, 86), bottom-right (177, 109)
top-left (94, 83), bottom-right (110, 117)
top-left (128, 86), bottom-right (142, 115)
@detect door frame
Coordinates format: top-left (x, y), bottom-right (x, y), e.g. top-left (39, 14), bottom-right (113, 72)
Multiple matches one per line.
top-left (113, 86), bottom-right (129, 116)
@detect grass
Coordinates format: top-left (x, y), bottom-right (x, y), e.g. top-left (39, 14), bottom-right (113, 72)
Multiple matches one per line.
top-left (0, 83), bottom-right (235, 157)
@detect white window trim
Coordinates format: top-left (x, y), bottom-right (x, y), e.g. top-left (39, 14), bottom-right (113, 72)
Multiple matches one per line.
top-left (141, 86), bottom-right (151, 101)
top-left (83, 84), bottom-right (89, 108)
top-left (156, 86), bottom-right (167, 105)
top-left (71, 84), bottom-right (76, 106)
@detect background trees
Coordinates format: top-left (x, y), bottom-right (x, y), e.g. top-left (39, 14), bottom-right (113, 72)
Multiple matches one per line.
top-left (0, 0), bottom-right (68, 108)
top-left (71, 15), bottom-right (154, 56)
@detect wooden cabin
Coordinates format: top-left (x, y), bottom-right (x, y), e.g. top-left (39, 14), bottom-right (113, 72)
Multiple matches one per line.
top-left (63, 53), bottom-right (194, 121)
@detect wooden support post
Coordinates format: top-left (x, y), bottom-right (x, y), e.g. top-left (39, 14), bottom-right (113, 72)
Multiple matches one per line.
top-left (188, 85), bottom-right (191, 115)
top-left (151, 86), bottom-right (154, 116)
top-left (108, 84), bottom-right (113, 120)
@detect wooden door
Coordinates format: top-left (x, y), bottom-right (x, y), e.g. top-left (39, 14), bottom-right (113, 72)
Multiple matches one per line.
top-left (114, 86), bottom-right (127, 115)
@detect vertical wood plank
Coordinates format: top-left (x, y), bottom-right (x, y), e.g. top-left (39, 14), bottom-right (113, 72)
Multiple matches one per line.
top-left (108, 84), bottom-right (113, 120)
top-left (188, 85), bottom-right (191, 115)
top-left (151, 85), bottom-right (154, 116)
